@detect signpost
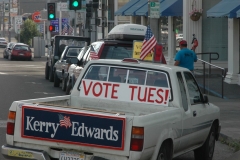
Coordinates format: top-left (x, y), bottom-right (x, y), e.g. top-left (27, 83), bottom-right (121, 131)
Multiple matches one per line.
top-left (150, 1), bottom-right (160, 19)
top-left (15, 16), bottom-right (22, 34)
top-left (32, 11), bottom-right (41, 23)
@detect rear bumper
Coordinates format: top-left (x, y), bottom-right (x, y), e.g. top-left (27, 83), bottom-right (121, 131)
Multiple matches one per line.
top-left (2, 144), bottom-right (51, 160)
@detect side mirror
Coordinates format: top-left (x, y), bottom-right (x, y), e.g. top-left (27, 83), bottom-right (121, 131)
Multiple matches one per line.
top-left (8, 47), bottom-right (11, 50)
top-left (203, 94), bottom-right (209, 103)
top-left (45, 45), bottom-right (48, 48)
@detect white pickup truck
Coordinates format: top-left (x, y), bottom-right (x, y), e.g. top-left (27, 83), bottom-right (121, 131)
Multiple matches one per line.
top-left (2, 58), bottom-right (221, 160)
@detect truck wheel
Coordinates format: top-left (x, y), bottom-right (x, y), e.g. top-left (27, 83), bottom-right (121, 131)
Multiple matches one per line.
top-left (62, 77), bottom-right (67, 91)
top-left (45, 62), bottom-right (49, 80)
top-left (157, 141), bottom-right (173, 160)
top-left (54, 72), bottom-right (60, 87)
top-left (49, 67), bottom-right (54, 82)
top-left (194, 124), bottom-right (216, 160)
top-left (66, 83), bottom-right (72, 95)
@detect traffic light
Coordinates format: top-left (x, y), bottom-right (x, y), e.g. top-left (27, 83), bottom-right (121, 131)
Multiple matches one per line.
top-left (49, 25), bottom-right (55, 32)
top-left (47, 3), bottom-right (56, 20)
top-left (69, 0), bottom-right (82, 10)
top-left (92, 0), bottom-right (99, 9)
top-left (86, 3), bottom-right (92, 18)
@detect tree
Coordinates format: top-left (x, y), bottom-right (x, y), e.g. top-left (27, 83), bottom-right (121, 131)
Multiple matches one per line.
top-left (15, 19), bottom-right (41, 46)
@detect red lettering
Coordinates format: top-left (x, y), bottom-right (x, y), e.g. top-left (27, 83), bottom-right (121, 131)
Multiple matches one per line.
top-left (147, 87), bottom-right (156, 103)
top-left (137, 86), bottom-right (147, 102)
top-left (83, 80), bottom-right (93, 96)
top-left (103, 83), bottom-right (111, 98)
top-left (164, 90), bottom-right (170, 104)
top-left (129, 86), bottom-right (138, 100)
top-left (92, 82), bottom-right (102, 97)
top-left (156, 89), bottom-right (164, 104)
top-left (111, 84), bottom-right (119, 99)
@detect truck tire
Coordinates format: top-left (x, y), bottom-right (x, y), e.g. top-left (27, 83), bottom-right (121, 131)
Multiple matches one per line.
top-left (45, 62), bottom-right (49, 80)
top-left (54, 72), bottom-right (60, 87)
top-left (66, 83), bottom-right (72, 95)
top-left (49, 67), bottom-right (54, 82)
top-left (194, 124), bottom-right (216, 160)
top-left (62, 77), bottom-right (67, 91)
top-left (157, 141), bottom-right (173, 160)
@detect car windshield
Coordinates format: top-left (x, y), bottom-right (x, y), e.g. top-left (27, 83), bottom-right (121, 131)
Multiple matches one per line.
top-left (66, 48), bottom-right (82, 57)
top-left (14, 45), bottom-right (30, 51)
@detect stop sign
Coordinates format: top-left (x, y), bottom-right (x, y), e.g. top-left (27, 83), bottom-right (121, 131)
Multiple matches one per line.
top-left (32, 12), bottom-right (41, 23)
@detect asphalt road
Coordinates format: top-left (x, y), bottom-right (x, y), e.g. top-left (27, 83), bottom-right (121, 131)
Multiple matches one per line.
top-left (0, 48), bottom-right (236, 160)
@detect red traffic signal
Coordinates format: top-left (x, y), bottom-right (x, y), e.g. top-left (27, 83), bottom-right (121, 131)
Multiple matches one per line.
top-left (49, 25), bottom-right (55, 32)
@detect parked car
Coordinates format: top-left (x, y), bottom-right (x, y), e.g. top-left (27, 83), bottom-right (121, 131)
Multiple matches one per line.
top-left (65, 47), bottom-right (88, 94)
top-left (3, 42), bottom-right (15, 59)
top-left (0, 37), bottom-right (7, 48)
top-left (53, 46), bottom-right (83, 89)
top-left (8, 43), bottom-right (32, 61)
top-left (64, 24), bottom-right (147, 95)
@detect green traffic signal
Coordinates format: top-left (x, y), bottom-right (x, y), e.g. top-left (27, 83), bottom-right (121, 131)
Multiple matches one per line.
top-left (49, 14), bottom-right (54, 19)
top-left (72, 1), bottom-right (79, 7)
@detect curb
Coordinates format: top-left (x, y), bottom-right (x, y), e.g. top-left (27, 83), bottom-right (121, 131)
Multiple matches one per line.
top-left (219, 133), bottom-right (240, 152)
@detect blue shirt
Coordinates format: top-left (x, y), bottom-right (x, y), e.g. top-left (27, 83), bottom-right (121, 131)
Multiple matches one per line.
top-left (174, 48), bottom-right (197, 71)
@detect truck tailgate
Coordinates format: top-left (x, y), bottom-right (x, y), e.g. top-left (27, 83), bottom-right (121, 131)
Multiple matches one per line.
top-left (13, 103), bottom-right (132, 157)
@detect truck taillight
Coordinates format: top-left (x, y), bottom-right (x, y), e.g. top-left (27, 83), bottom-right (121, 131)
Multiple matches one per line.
top-left (7, 111), bottom-right (16, 135)
top-left (130, 127), bottom-right (144, 151)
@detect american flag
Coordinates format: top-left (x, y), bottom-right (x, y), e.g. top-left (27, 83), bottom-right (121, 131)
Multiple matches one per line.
top-left (140, 25), bottom-right (157, 60)
top-left (62, 24), bottom-right (68, 35)
top-left (89, 45), bottom-right (98, 59)
top-left (58, 114), bottom-right (72, 128)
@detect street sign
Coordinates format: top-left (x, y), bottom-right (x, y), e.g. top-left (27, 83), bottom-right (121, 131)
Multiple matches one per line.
top-left (150, 1), bottom-right (160, 19)
top-left (32, 11), bottom-right (41, 23)
top-left (15, 16), bottom-right (22, 25)
top-left (50, 18), bottom-right (69, 33)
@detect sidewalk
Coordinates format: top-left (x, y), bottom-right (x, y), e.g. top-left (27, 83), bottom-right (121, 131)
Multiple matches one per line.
top-left (208, 95), bottom-right (240, 159)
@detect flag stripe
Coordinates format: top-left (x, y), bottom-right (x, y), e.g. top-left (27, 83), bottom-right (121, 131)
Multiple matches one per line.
top-left (140, 25), bottom-right (157, 60)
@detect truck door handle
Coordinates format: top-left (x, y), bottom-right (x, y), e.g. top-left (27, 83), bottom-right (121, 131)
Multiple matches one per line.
top-left (193, 111), bottom-right (197, 117)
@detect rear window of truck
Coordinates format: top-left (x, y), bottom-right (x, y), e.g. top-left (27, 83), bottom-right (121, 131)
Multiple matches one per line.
top-left (79, 65), bottom-right (172, 101)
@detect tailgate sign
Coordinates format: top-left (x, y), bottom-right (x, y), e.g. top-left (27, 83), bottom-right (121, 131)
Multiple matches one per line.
top-left (80, 79), bottom-right (170, 106)
top-left (22, 106), bottom-right (125, 150)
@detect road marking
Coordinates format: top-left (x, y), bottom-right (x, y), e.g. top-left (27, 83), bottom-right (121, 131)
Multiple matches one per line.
top-left (0, 120), bottom-right (7, 128)
top-left (34, 92), bottom-right (55, 94)
top-left (0, 72), bottom-right (7, 74)
top-left (26, 82), bottom-right (42, 84)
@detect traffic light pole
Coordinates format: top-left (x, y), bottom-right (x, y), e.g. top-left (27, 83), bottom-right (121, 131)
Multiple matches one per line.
top-left (74, 10), bottom-right (77, 36)
top-left (8, 0), bottom-right (12, 42)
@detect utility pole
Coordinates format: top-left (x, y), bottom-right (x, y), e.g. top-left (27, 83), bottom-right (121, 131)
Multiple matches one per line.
top-left (3, 1), bottom-right (5, 37)
top-left (8, 0), bottom-right (11, 42)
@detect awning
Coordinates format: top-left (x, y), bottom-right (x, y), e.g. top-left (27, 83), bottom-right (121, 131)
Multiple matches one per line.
top-left (160, 0), bottom-right (183, 16)
top-left (115, 0), bottom-right (140, 16)
top-left (207, 0), bottom-right (240, 18)
top-left (237, 9), bottom-right (240, 18)
top-left (124, 0), bottom-right (148, 16)
top-left (115, 0), bottom-right (183, 17)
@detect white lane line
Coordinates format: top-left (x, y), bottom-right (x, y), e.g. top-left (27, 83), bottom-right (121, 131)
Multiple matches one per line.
top-left (0, 72), bottom-right (7, 74)
top-left (0, 120), bottom-right (7, 128)
top-left (25, 82), bottom-right (42, 84)
top-left (34, 92), bottom-right (55, 94)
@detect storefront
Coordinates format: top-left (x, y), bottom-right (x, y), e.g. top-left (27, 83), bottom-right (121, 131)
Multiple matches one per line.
top-left (207, 0), bottom-right (240, 85)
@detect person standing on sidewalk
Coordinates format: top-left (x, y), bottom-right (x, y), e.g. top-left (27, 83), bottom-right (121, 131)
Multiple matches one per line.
top-left (174, 40), bottom-right (197, 73)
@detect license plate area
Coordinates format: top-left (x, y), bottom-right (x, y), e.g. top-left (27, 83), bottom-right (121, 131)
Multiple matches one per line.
top-left (19, 53), bottom-right (24, 56)
top-left (59, 151), bottom-right (85, 160)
